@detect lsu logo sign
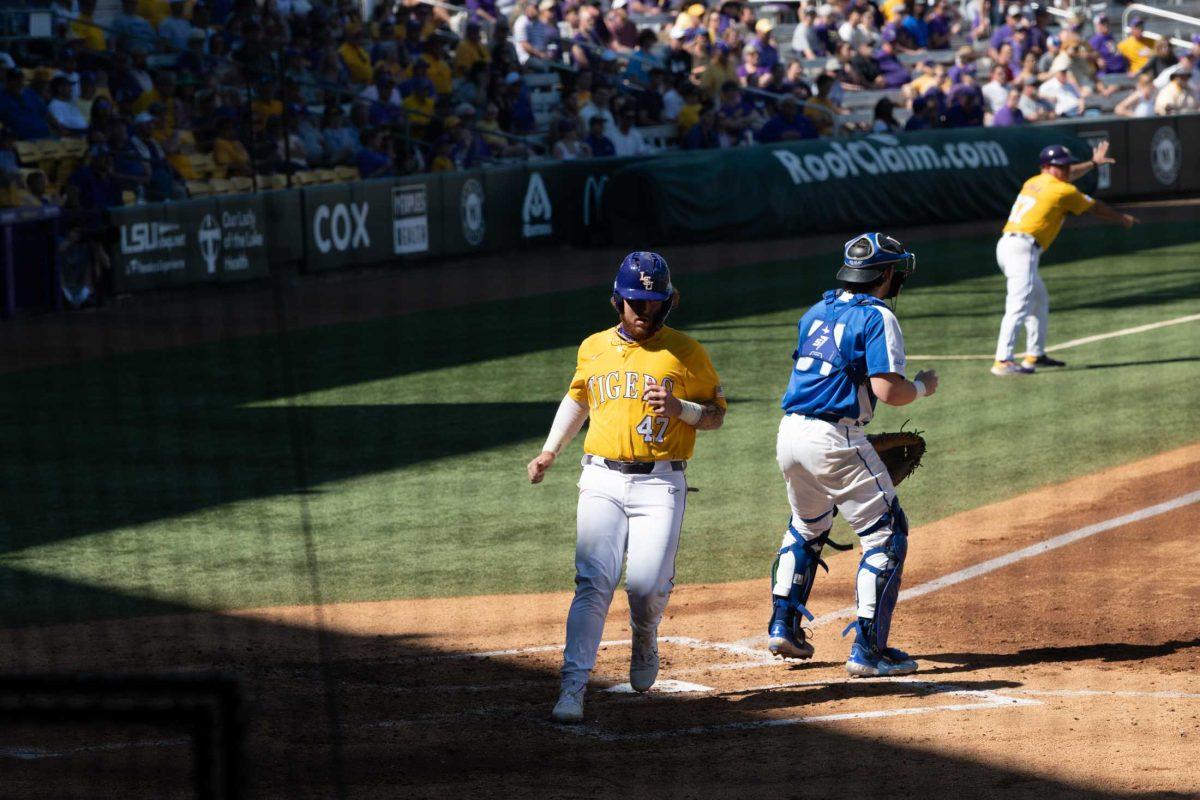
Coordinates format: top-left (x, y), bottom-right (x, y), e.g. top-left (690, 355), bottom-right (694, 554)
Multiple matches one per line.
top-left (521, 172), bottom-right (552, 238)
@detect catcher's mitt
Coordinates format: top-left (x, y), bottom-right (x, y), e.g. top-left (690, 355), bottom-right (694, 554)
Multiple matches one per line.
top-left (866, 429), bottom-right (926, 486)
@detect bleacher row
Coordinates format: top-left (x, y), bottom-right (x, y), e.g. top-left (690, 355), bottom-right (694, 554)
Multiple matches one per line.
top-left (11, 136), bottom-right (362, 200)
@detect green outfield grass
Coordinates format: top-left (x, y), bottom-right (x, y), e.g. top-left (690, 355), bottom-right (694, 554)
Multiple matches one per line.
top-left (1, 222), bottom-right (1198, 625)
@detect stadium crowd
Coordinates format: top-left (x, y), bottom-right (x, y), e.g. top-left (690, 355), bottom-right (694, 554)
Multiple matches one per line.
top-left (0, 0), bottom-right (1196, 210)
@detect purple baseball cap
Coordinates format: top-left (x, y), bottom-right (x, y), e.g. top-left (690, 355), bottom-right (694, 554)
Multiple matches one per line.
top-left (1129, 16), bottom-right (1145, 27)
top-left (1039, 144), bottom-right (1076, 166)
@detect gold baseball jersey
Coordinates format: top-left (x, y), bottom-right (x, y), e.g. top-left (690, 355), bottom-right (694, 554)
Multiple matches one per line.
top-left (1002, 172), bottom-right (1096, 252)
top-left (567, 325), bottom-right (726, 462)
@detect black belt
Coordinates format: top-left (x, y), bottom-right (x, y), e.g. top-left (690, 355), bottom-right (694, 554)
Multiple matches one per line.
top-left (1003, 232), bottom-right (1041, 250)
top-left (585, 456), bottom-right (686, 474)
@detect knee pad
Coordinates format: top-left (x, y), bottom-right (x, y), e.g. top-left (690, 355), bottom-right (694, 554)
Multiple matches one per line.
top-left (770, 520), bottom-right (850, 627)
top-left (845, 499), bottom-right (909, 650)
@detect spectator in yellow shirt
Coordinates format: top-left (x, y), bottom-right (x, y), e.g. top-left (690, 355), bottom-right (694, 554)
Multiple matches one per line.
top-left (250, 82), bottom-right (283, 132)
top-left (133, 73), bottom-right (187, 136)
top-left (339, 31), bottom-right (374, 84)
top-left (804, 73), bottom-right (841, 136)
top-left (454, 22), bottom-right (491, 77)
top-left (1118, 18), bottom-right (1154, 75)
top-left (675, 83), bottom-right (701, 135)
top-left (212, 117), bottom-right (253, 177)
top-left (421, 41), bottom-right (453, 97)
top-left (699, 42), bottom-right (738, 100)
top-left (137, 0), bottom-right (170, 28)
top-left (402, 78), bottom-right (436, 137)
top-left (69, 0), bottom-right (107, 52)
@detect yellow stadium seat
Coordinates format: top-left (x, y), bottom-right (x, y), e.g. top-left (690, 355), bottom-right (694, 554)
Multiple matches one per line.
top-left (60, 139), bottom-right (87, 158)
top-left (14, 141), bottom-right (39, 165)
top-left (121, 190), bottom-right (137, 205)
top-left (186, 180), bottom-right (212, 197)
top-left (333, 166), bottom-right (359, 183)
top-left (314, 169), bottom-right (338, 184)
top-left (208, 178), bottom-right (234, 195)
top-left (230, 176), bottom-right (254, 194)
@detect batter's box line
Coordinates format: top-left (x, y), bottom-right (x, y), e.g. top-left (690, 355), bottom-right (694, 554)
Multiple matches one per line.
top-left (557, 679), bottom-right (1042, 742)
top-left (388, 635), bottom-right (774, 668)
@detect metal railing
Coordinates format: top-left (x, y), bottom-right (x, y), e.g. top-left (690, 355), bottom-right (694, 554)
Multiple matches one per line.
top-left (1121, 3), bottom-right (1200, 51)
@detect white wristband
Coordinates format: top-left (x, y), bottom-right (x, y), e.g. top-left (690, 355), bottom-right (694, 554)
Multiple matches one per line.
top-left (912, 379), bottom-right (927, 398)
top-left (678, 399), bottom-right (704, 426)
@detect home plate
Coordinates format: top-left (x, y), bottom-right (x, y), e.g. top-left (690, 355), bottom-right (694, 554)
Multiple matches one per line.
top-left (604, 680), bottom-right (714, 694)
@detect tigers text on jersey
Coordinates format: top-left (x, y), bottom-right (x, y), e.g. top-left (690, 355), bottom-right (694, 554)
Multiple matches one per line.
top-left (781, 290), bottom-right (905, 426)
top-left (1002, 172), bottom-right (1096, 251)
top-left (567, 326), bottom-right (726, 461)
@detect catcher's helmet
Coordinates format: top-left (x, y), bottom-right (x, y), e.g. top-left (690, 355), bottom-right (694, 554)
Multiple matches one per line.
top-left (836, 233), bottom-right (916, 283)
top-left (613, 251), bottom-right (674, 303)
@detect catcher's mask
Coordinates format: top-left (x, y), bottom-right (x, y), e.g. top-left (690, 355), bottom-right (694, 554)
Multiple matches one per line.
top-left (837, 233), bottom-right (916, 299)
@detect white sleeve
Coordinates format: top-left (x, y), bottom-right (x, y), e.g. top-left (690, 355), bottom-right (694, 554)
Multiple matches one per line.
top-left (541, 395), bottom-right (589, 455)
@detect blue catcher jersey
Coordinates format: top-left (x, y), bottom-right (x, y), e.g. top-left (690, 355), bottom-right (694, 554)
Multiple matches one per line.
top-left (781, 290), bottom-right (907, 425)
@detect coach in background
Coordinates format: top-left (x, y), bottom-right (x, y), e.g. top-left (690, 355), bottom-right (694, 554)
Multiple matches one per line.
top-left (991, 142), bottom-right (1138, 377)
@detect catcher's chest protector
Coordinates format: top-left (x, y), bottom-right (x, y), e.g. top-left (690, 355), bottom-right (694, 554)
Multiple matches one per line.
top-left (793, 297), bottom-right (869, 381)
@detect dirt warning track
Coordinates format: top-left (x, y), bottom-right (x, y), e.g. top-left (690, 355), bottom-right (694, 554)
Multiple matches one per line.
top-left (2, 443), bottom-right (1198, 798)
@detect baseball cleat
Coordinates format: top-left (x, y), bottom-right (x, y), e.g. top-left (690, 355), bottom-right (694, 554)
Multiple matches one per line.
top-left (845, 642), bottom-right (918, 677)
top-left (990, 359), bottom-right (1035, 376)
top-left (551, 682), bottom-right (586, 723)
top-left (1023, 354), bottom-right (1066, 368)
top-left (629, 630), bottom-right (659, 692)
top-left (768, 621), bottom-right (815, 660)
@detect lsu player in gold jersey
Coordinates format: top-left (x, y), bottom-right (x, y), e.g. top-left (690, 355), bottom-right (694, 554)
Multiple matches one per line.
top-left (527, 252), bottom-right (726, 723)
top-left (992, 141), bottom-right (1138, 376)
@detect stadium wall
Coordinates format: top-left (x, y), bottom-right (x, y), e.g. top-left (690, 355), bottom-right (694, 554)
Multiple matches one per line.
top-left (21, 113), bottom-right (1196, 298)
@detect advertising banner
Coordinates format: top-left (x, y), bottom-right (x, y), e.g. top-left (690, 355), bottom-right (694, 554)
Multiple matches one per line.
top-left (1126, 117), bottom-right (1182, 196)
top-left (605, 127), bottom-right (1099, 244)
top-left (111, 194), bottom-right (269, 292)
top-left (302, 179), bottom-right (395, 272)
top-left (1177, 113), bottom-right (1200, 193)
top-left (439, 170), bottom-right (489, 257)
top-left (1058, 118), bottom-right (1129, 199)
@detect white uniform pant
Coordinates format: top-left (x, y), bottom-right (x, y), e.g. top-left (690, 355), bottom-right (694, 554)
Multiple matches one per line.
top-left (994, 233), bottom-right (1048, 362)
top-left (561, 461), bottom-right (687, 686)
top-left (774, 415), bottom-right (898, 620)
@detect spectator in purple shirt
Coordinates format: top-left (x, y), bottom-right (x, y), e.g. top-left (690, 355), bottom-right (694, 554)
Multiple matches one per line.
top-left (988, 3), bottom-right (1022, 59)
top-left (927, 0), bottom-right (953, 50)
top-left (990, 89), bottom-right (1026, 125)
top-left (876, 33), bottom-right (912, 88)
top-left (756, 96), bottom-right (817, 142)
top-left (1089, 16), bottom-right (1127, 74)
top-left (465, 0), bottom-right (498, 24)
top-left (943, 85), bottom-right (983, 126)
top-left (1027, 4), bottom-right (1050, 53)
top-left (683, 108), bottom-right (720, 149)
top-left (753, 19), bottom-right (780, 71)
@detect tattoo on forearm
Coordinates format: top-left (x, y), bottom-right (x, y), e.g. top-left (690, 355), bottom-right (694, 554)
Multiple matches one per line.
top-left (694, 403), bottom-right (726, 430)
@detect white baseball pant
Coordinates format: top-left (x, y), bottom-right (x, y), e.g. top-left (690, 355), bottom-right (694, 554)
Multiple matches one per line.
top-left (773, 415), bottom-right (898, 620)
top-left (994, 232), bottom-right (1048, 362)
top-left (560, 460), bottom-right (687, 687)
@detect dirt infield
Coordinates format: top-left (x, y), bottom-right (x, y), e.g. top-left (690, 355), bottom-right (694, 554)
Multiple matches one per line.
top-left (3, 442), bottom-right (1198, 798)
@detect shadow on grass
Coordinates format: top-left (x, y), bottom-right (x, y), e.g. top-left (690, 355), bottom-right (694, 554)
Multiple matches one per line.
top-left (0, 401), bottom-right (558, 555)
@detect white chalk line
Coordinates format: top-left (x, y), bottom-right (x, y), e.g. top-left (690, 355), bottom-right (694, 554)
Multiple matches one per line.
top-left (1002, 688), bottom-right (1200, 701)
top-left (560, 679), bottom-right (1041, 741)
top-left (735, 489), bottom-right (1200, 648)
top-left (907, 312), bottom-right (1200, 361)
top-left (0, 737), bottom-right (189, 761)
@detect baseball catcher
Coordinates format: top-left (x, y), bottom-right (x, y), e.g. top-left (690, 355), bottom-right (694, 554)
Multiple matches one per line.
top-left (767, 233), bottom-right (938, 677)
